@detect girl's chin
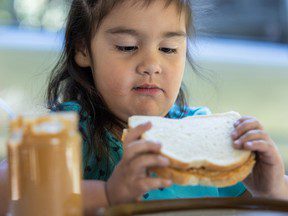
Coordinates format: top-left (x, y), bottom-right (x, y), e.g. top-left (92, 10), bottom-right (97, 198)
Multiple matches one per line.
top-left (132, 106), bottom-right (168, 117)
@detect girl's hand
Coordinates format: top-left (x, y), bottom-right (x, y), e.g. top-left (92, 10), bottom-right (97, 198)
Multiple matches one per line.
top-left (232, 116), bottom-right (287, 198)
top-left (106, 122), bottom-right (172, 205)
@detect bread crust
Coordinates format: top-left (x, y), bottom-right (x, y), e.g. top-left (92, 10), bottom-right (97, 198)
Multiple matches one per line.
top-left (151, 153), bottom-right (256, 187)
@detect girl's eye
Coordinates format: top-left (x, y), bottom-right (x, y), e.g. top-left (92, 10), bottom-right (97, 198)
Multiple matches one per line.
top-left (116, 46), bottom-right (138, 52)
top-left (160, 48), bottom-right (177, 54)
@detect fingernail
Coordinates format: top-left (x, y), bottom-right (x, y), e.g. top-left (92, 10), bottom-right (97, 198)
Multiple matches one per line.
top-left (154, 143), bottom-right (162, 150)
top-left (246, 141), bottom-right (253, 147)
top-left (165, 180), bottom-right (173, 186)
top-left (142, 122), bottom-right (151, 126)
top-left (234, 140), bottom-right (240, 145)
top-left (161, 157), bottom-right (170, 165)
top-left (231, 132), bottom-right (237, 139)
top-left (156, 142), bottom-right (162, 146)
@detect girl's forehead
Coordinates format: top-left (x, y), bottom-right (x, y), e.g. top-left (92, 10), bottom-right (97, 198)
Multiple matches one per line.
top-left (100, 0), bottom-right (186, 31)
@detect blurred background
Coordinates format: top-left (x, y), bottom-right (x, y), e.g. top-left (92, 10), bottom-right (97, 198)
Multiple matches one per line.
top-left (0, 0), bottom-right (287, 173)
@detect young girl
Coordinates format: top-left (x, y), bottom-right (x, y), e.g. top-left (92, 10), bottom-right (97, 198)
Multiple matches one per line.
top-left (0, 0), bottom-right (287, 212)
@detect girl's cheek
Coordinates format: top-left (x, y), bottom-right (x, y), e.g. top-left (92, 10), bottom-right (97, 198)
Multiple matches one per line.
top-left (105, 74), bottom-right (133, 96)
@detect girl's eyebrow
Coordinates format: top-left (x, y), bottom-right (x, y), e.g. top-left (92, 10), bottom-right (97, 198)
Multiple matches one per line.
top-left (105, 26), bottom-right (187, 39)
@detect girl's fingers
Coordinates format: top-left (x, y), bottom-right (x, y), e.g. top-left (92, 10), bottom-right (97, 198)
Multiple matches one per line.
top-left (242, 140), bottom-right (272, 154)
top-left (135, 177), bottom-right (172, 195)
top-left (233, 129), bottom-right (269, 148)
top-left (124, 140), bottom-right (162, 163)
top-left (129, 154), bottom-right (170, 175)
top-left (232, 117), bottom-right (263, 140)
top-left (123, 122), bottom-right (152, 145)
top-left (234, 116), bottom-right (255, 127)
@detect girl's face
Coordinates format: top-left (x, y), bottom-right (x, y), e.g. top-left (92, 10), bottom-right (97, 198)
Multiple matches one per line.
top-left (77, 0), bottom-right (187, 122)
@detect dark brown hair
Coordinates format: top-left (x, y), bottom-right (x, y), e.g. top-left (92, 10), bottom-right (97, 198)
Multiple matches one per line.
top-left (46, 0), bottom-right (194, 170)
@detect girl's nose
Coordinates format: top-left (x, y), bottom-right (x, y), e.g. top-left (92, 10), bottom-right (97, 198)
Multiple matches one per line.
top-left (136, 56), bottom-right (162, 76)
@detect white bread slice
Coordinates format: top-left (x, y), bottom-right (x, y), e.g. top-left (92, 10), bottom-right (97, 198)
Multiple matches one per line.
top-left (128, 111), bottom-right (252, 171)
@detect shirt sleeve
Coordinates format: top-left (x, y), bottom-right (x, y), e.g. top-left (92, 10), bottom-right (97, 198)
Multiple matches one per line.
top-left (218, 182), bottom-right (247, 197)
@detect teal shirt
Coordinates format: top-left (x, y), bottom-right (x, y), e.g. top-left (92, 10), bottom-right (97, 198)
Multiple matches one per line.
top-left (53, 101), bottom-right (246, 200)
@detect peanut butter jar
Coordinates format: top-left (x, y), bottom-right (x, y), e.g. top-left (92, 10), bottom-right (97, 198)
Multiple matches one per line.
top-left (7, 112), bottom-right (83, 216)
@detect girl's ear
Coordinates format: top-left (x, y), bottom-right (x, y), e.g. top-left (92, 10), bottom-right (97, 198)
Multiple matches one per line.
top-left (74, 43), bottom-right (91, 67)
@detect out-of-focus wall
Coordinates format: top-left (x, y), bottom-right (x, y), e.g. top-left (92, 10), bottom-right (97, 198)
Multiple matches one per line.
top-left (0, 27), bottom-right (62, 160)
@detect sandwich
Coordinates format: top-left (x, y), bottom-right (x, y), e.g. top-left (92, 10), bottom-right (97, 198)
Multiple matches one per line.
top-left (123, 111), bottom-right (255, 187)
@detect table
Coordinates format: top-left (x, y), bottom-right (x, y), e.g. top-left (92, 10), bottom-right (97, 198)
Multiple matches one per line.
top-left (85, 197), bottom-right (288, 216)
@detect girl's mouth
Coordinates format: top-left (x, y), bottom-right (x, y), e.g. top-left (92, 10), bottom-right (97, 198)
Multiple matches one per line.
top-left (133, 86), bottom-right (163, 96)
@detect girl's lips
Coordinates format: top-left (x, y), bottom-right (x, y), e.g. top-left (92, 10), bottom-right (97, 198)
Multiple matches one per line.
top-left (133, 87), bottom-right (163, 96)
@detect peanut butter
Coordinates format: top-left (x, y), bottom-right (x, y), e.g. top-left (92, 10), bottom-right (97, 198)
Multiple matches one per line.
top-left (7, 112), bottom-right (83, 216)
